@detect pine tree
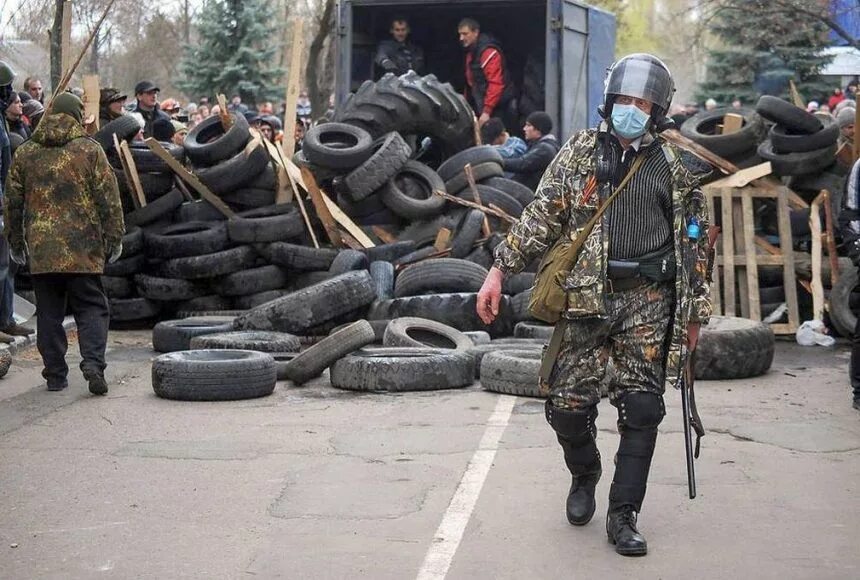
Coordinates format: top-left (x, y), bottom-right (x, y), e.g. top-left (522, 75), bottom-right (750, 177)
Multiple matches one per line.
top-left (698, 0), bottom-right (833, 106)
top-left (177, 0), bottom-right (282, 105)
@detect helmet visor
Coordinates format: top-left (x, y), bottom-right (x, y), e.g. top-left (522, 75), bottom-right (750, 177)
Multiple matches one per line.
top-left (606, 57), bottom-right (672, 111)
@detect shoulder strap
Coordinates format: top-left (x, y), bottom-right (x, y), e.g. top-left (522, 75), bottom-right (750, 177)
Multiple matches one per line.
top-left (577, 152), bottom-right (645, 241)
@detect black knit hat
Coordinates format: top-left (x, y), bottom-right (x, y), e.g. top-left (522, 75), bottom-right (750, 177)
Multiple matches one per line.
top-left (525, 111), bottom-right (553, 135)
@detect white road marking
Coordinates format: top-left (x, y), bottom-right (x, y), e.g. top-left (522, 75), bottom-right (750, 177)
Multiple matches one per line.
top-left (416, 395), bottom-right (517, 580)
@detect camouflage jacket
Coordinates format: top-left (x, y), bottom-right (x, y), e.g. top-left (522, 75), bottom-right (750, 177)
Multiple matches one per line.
top-left (4, 113), bottom-right (124, 275)
top-left (494, 127), bottom-right (712, 387)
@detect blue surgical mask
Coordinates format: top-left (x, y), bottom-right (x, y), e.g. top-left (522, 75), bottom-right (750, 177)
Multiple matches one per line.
top-left (611, 103), bottom-right (650, 139)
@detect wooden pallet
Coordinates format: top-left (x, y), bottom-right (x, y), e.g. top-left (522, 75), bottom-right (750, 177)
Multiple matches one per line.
top-left (704, 184), bottom-right (800, 335)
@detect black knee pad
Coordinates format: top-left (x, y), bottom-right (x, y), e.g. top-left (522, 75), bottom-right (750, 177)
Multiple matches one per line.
top-left (617, 392), bottom-right (665, 430)
top-left (545, 400), bottom-right (597, 443)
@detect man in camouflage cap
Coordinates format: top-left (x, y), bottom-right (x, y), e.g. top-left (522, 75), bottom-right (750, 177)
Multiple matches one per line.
top-left (478, 54), bottom-right (712, 556)
top-left (4, 92), bottom-right (125, 395)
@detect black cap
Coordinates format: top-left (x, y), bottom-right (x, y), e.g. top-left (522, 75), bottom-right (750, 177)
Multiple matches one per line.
top-left (525, 111), bottom-right (553, 135)
top-left (134, 80), bottom-right (160, 95)
top-left (243, 110), bottom-right (261, 124)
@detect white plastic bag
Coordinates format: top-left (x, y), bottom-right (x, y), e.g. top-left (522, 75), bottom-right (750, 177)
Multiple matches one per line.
top-left (796, 320), bottom-right (836, 347)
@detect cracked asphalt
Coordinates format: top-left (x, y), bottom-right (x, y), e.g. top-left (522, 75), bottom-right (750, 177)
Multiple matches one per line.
top-left (0, 331), bottom-right (858, 579)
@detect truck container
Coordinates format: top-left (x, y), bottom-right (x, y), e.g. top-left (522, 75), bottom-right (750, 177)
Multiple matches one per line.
top-left (335, 0), bottom-right (617, 142)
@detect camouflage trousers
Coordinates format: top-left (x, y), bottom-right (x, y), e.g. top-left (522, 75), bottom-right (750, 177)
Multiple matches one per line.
top-left (546, 281), bottom-right (674, 410)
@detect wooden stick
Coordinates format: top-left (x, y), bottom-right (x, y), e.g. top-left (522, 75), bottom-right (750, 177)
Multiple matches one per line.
top-left (662, 129), bottom-right (739, 175)
top-left (281, 18), bottom-right (305, 160)
top-left (395, 237), bottom-right (489, 271)
top-left (285, 168), bottom-right (319, 248)
top-left (339, 230), bottom-right (364, 250)
top-left (61, 1), bottom-right (72, 80)
top-left (371, 226), bottom-right (397, 244)
top-left (144, 137), bottom-right (236, 218)
top-left (173, 176), bottom-right (195, 202)
top-left (112, 134), bottom-right (146, 209)
top-left (472, 113), bottom-right (482, 145)
top-left (821, 189), bottom-right (840, 286)
top-left (216, 94), bottom-right (232, 130)
top-left (434, 189), bottom-right (516, 223)
top-left (49, 0), bottom-right (117, 105)
top-left (810, 193), bottom-right (825, 320)
top-left (464, 163), bottom-right (492, 236)
top-left (789, 80), bottom-right (805, 109)
top-left (301, 166), bottom-right (343, 247)
top-left (82, 74), bottom-right (100, 132)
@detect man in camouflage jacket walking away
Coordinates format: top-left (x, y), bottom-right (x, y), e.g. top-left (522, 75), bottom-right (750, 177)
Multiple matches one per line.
top-left (477, 54), bottom-right (712, 556)
top-left (5, 93), bottom-right (125, 395)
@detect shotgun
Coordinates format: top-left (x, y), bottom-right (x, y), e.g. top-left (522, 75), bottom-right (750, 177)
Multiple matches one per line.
top-left (681, 223), bottom-right (720, 500)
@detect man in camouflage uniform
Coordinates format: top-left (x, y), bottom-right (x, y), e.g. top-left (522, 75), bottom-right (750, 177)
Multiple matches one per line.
top-left (477, 54), bottom-right (711, 556)
top-left (5, 93), bottom-right (125, 395)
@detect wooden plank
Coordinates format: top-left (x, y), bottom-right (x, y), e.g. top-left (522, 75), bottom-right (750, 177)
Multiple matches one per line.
top-left (261, 137), bottom-right (293, 204)
top-left (706, 194), bottom-right (722, 314)
top-left (703, 162), bottom-right (772, 190)
top-left (741, 193), bottom-right (760, 321)
top-left (282, 19), bottom-right (305, 160)
top-left (216, 94), bottom-right (232, 129)
top-left (464, 163), bottom-right (492, 236)
top-left (113, 134), bottom-right (147, 209)
top-left (732, 198), bottom-right (749, 318)
top-left (722, 113), bottom-right (744, 135)
top-left (810, 195), bottom-right (825, 320)
top-left (339, 230), bottom-right (364, 251)
top-left (371, 226), bottom-right (398, 244)
top-left (472, 113), bottom-right (482, 145)
top-left (789, 80), bottom-right (805, 109)
top-left (715, 255), bottom-right (790, 267)
top-left (111, 134), bottom-right (142, 209)
top-left (61, 1), bottom-right (73, 77)
top-left (82, 75), bottom-right (100, 131)
top-left (285, 167), bottom-right (319, 248)
top-left (433, 227), bottom-right (452, 251)
top-left (754, 235), bottom-right (781, 256)
top-left (433, 189), bottom-right (516, 223)
top-left (776, 187), bottom-right (800, 333)
top-left (770, 323), bottom-right (794, 335)
top-left (173, 176), bottom-right (195, 202)
top-left (143, 137), bottom-right (236, 218)
top-left (301, 166), bottom-right (343, 247)
top-left (721, 189), bottom-right (736, 316)
top-left (821, 189), bottom-right (840, 286)
top-left (320, 190), bottom-right (375, 248)
top-left (662, 129), bottom-right (739, 175)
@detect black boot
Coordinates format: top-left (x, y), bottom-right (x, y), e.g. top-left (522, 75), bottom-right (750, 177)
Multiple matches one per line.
top-left (607, 392), bottom-right (663, 556)
top-left (566, 460), bottom-right (601, 525)
top-left (546, 402), bottom-right (601, 526)
top-left (606, 507), bottom-right (647, 556)
top-left (83, 369), bottom-right (108, 396)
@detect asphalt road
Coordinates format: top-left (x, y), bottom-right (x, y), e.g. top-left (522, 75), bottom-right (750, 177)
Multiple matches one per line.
top-left (0, 331), bottom-right (858, 579)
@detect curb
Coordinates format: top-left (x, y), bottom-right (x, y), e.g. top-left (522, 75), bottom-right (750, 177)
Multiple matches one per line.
top-left (0, 316), bottom-right (77, 356)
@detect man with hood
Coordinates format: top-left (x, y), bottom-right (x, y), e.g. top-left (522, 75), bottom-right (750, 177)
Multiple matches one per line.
top-left (477, 54), bottom-right (711, 556)
top-left (5, 92), bottom-right (125, 395)
top-left (502, 111), bottom-right (560, 190)
top-left (458, 17), bottom-right (517, 129)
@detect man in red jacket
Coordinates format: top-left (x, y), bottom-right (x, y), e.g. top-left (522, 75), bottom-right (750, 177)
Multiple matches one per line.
top-left (458, 17), bottom-right (517, 130)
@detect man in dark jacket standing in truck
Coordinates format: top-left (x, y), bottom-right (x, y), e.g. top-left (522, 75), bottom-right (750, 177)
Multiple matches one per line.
top-left (5, 93), bottom-right (125, 395)
top-left (375, 17), bottom-right (425, 77)
top-left (458, 17), bottom-right (517, 130)
top-left (504, 111), bottom-right (560, 190)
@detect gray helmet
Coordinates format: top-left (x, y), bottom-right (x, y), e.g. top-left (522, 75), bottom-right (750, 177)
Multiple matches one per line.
top-left (0, 60), bottom-right (15, 86)
top-left (603, 53), bottom-right (675, 116)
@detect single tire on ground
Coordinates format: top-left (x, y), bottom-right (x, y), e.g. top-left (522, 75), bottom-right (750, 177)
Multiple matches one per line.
top-left (152, 350), bottom-right (276, 401)
top-left (383, 317), bottom-right (473, 350)
top-left (330, 349), bottom-right (475, 392)
top-left (282, 320), bottom-right (377, 384)
top-left (189, 331), bottom-right (301, 352)
top-left (481, 349), bottom-right (543, 397)
top-left (694, 315), bottom-right (775, 380)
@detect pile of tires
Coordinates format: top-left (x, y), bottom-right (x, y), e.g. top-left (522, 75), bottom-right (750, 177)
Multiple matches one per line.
top-left (679, 106), bottom-right (766, 171)
top-left (755, 96), bottom-right (840, 179)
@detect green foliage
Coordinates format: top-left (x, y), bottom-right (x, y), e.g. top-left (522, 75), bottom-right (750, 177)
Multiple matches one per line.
top-left (698, 0), bottom-right (833, 105)
top-left (177, 0), bottom-right (282, 105)
top-left (590, 0), bottom-right (662, 57)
